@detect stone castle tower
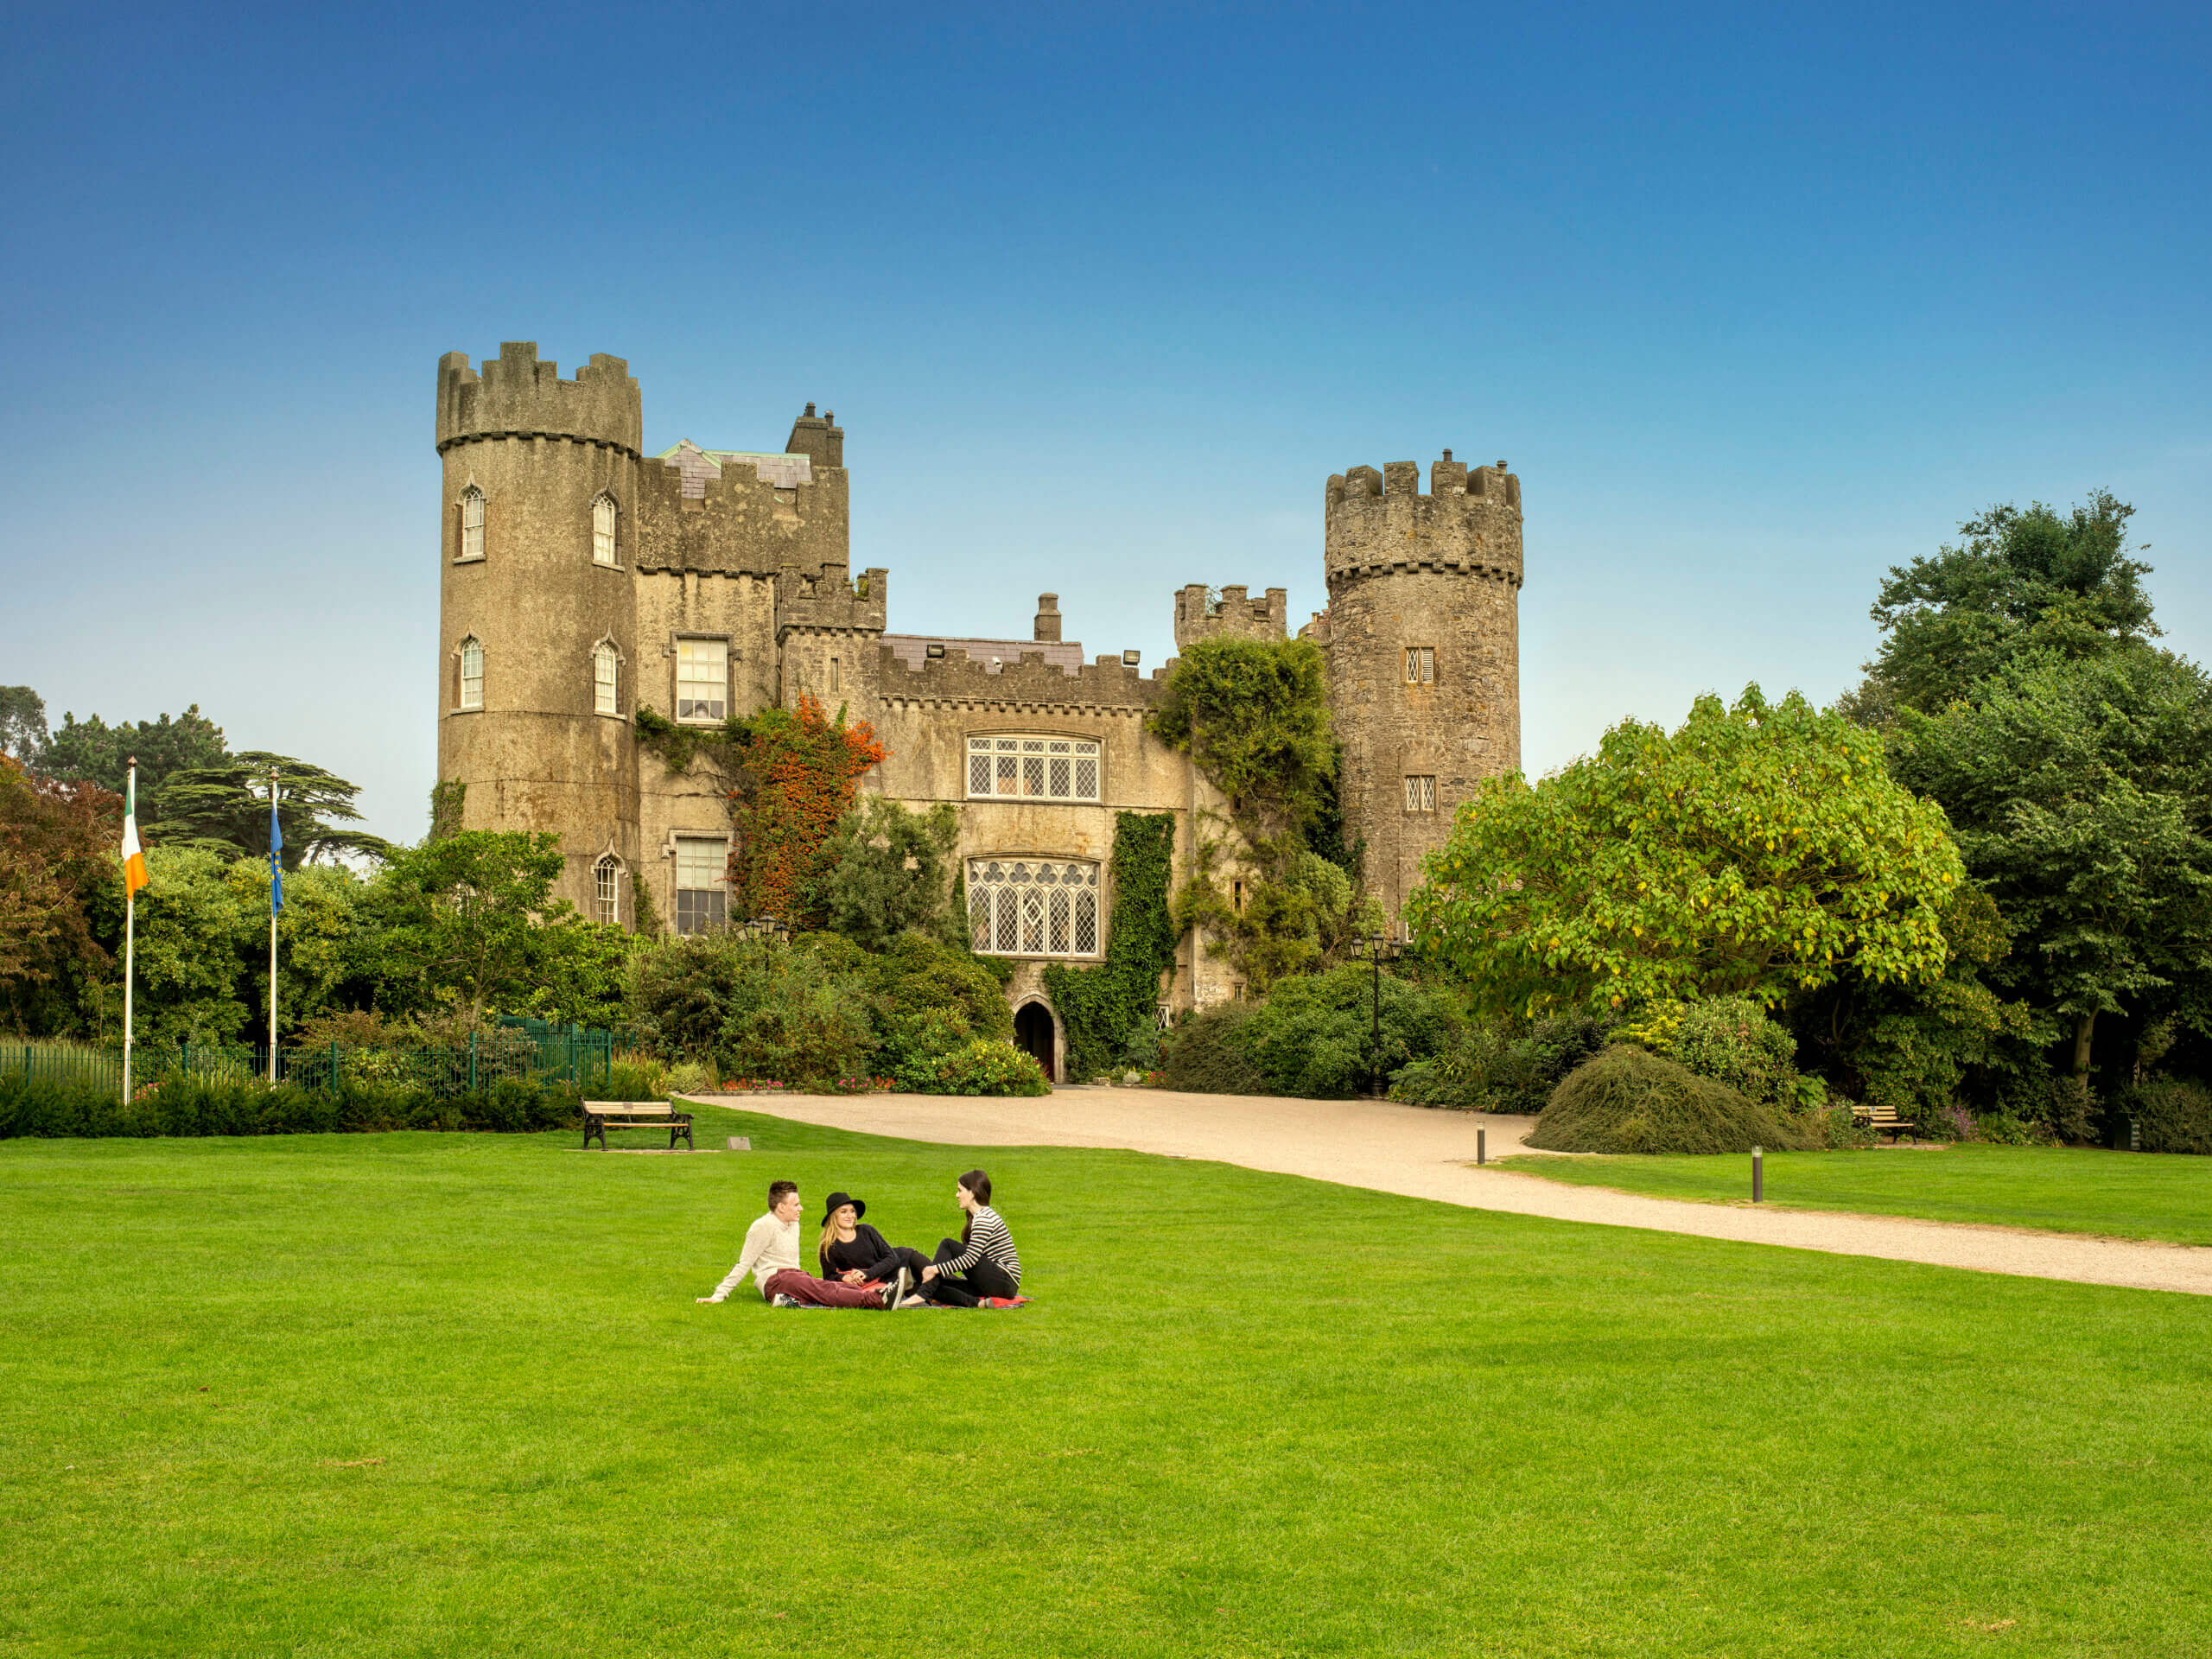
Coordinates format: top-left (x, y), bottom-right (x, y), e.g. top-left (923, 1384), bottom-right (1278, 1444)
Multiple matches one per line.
top-left (1306, 453), bottom-right (1522, 923)
top-left (433, 340), bottom-right (1522, 1029)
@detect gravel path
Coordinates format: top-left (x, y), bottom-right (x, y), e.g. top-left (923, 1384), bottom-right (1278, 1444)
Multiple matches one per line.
top-left (690, 1088), bottom-right (2212, 1297)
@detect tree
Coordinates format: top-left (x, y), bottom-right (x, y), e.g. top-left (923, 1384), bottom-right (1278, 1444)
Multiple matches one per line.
top-left (0, 756), bottom-right (118, 1033)
top-left (1406, 687), bottom-right (1962, 1020)
top-left (1886, 646), bottom-right (2212, 1110)
top-left (129, 846), bottom-right (260, 1045)
top-left (150, 751), bottom-right (391, 866)
top-left (40, 706), bottom-right (228, 802)
top-left (814, 797), bottom-right (962, 950)
top-left (372, 831), bottom-right (584, 1021)
top-left (0, 687), bottom-right (47, 764)
top-left (1851, 493), bottom-right (2153, 720)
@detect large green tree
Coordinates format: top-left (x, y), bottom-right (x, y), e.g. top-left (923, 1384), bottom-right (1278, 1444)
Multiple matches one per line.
top-left (151, 751), bottom-right (390, 867)
top-left (1886, 646), bottom-right (2212, 1109)
top-left (1849, 492), bottom-right (2153, 720)
top-left (1151, 635), bottom-right (1335, 840)
top-left (370, 831), bottom-right (624, 1024)
top-left (40, 706), bottom-right (228, 801)
top-left (813, 797), bottom-right (962, 950)
top-left (0, 687), bottom-right (47, 764)
top-left (1406, 688), bottom-right (1962, 1020)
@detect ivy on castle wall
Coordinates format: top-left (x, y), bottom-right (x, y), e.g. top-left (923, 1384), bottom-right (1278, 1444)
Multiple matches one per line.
top-left (1149, 636), bottom-right (1373, 988)
top-left (1044, 810), bottom-right (1178, 1080)
top-left (636, 695), bottom-right (887, 926)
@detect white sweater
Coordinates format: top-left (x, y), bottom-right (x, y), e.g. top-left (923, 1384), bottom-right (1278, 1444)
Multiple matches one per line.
top-left (709, 1212), bottom-right (800, 1301)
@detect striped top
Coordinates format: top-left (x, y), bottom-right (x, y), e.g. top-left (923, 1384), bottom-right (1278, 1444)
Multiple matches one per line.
top-left (938, 1205), bottom-right (1021, 1288)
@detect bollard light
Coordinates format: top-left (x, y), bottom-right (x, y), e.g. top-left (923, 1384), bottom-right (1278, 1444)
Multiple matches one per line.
top-left (1478, 1125), bottom-right (1487, 1166)
top-left (1752, 1145), bottom-right (1764, 1203)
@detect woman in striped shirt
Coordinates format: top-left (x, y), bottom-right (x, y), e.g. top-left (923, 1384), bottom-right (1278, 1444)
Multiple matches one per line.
top-left (918, 1169), bottom-right (1021, 1306)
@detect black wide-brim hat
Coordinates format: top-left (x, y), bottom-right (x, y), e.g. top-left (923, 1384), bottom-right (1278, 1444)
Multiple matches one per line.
top-left (819, 1192), bottom-right (866, 1224)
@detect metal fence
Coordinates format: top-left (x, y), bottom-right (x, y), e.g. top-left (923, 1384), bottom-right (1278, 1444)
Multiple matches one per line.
top-left (2, 1021), bottom-right (620, 1099)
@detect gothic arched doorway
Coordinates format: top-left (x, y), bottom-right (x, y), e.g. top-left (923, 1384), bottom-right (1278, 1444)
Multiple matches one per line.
top-left (1014, 1001), bottom-right (1058, 1084)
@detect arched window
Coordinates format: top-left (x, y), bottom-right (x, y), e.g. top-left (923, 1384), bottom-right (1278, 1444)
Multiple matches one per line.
top-left (460, 486), bottom-right (486, 561)
top-left (967, 859), bottom-right (1100, 959)
top-left (459, 637), bottom-right (484, 709)
top-left (593, 640), bottom-right (620, 715)
top-left (593, 854), bottom-right (621, 925)
top-left (591, 493), bottom-right (618, 566)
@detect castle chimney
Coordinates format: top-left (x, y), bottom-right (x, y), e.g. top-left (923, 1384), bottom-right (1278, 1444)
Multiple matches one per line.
top-left (1033, 594), bottom-right (1062, 644)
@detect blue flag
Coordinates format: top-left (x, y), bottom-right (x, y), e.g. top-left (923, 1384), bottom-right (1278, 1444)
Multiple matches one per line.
top-left (269, 789), bottom-right (283, 913)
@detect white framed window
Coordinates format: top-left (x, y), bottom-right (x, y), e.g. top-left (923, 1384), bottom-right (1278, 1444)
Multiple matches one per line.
top-left (674, 836), bottom-right (730, 934)
top-left (965, 736), bottom-right (1101, 802)
top-left (593, 854), bottom-right (621, 925)
top-left (676, 639), bottom-right (728, 723)
top-left (592, 493), bottom-right (618, 566)
top-left (1405, 774), bottom-right (1436, 812)
top-left (460, 486), bottom-right (486, 561)
top-left (968, 859), bottom-right (1100, 959)
top-left (593, 641), bottom-right (620, 715)
top-left (459, 637), bottom-right (484, 710)
top-left (1404, 646), bottom-right (1435, 684)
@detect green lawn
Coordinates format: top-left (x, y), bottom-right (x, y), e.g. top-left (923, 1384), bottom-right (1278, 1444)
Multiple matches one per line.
top-left (1493, 1143), bottom-right (2212, 1245)
top-left (3, 1121), bottom-right (2209, 1657)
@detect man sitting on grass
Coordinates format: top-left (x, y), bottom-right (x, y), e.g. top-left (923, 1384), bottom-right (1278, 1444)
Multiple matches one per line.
top-left (698, 1179), bottom-right (893, 1309)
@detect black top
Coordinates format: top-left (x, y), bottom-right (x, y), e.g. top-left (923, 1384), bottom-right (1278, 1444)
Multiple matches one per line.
top-left (821, 1223), bottom-right (894, 1280)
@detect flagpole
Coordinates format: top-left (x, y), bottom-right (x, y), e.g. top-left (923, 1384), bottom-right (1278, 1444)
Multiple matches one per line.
top-left (122, 757), bottom-right (137, 1106)
top-left (267, 764), bottom-right (279, 1084)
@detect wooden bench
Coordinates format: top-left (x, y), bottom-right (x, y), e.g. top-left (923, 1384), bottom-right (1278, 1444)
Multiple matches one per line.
top-left (1853, 1103), bottom-right (1918, 1143)
top-left (582, 1100), bottom-right (695, 1151)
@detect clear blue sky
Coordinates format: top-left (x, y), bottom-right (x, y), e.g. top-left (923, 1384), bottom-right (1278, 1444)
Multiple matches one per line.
top-left (4, 2), bottom-right (2205, 844)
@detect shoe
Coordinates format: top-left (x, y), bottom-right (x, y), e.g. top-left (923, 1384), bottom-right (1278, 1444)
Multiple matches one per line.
top-left (899, 1294), bottom-right (928, 1308)
top-left (881, 1267), bottom-right (911, 1309)
top-left (771, 1294), bottom-right (800, 1308)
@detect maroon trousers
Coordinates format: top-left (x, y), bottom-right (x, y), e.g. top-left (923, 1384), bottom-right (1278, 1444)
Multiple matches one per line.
top-left (762, 1268), bottom-right (887, 1309)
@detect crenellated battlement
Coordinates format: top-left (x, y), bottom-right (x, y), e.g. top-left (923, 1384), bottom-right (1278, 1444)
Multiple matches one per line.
top-left (436, 342), bottom-right (642, 456)
top-left (1173, 583), bottom-right (1287, 651)
top-left (874, 641), bottom-right (1167, 713)
top-left (777, 563), bottom-right (887, 637)
top-left (1324, 450), bottom-right (1523, 589)
top-left (631, 437), bottom-right (849, 578)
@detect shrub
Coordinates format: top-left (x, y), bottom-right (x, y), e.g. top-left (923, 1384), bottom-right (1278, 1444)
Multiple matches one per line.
top-left (1528, 1046), bottom-right (1812, 1154)
top-left (1662, 996), bottom-right (1800, 1105)
top-left (0, 1069), bottom-right (580, 1139)
top-left (1162, 1002), bottom-right (1269, 1095)
top-left (2118, 1077), bottom-right (2212, 1155)
top-left (899, 1039), bottom-right (1050, 1097)
top-left (630, 931), bottom-right (874, 1087)
top-left (1236, 964), bottom-right (1463, 1099)
top-left (1393, 1014), bottom-right (1606, 1112)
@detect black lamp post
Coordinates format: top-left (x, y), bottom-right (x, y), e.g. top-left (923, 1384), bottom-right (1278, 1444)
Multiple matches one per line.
top-left (1352, 933), bottom-right (1404, 1097)
top-left (741, 915), bottom-right (790, 944)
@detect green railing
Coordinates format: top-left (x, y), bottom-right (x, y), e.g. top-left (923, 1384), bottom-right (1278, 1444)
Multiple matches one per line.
top-left (2, 1025), bottom-right (620, 1099)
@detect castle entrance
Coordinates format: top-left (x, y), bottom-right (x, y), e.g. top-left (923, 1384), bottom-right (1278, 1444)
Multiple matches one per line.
top-left (1014, 1002), bottom-right (1058, 1084)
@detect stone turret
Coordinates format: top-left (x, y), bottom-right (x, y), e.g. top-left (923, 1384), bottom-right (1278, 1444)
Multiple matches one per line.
top-left (435, 343), bottom-right (643, 921)
top-left (1320, 449), bottom-right (1523, 925)
top-left (1173, 584), bottom-right (1288, 650)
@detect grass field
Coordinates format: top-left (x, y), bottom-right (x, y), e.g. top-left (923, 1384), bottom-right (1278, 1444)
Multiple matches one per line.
top-left (1492, 1144), bottom-right (2212, 1245)
top-left (4, 1119), bottom-right (2210, 1657)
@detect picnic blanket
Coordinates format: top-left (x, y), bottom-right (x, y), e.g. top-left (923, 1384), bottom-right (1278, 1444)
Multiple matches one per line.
top-left (788, 1295), bottom-right (1032, 1311)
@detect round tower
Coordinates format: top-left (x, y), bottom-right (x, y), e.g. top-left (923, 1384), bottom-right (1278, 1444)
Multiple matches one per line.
top-left (1319, 452), bottom-right (1522, 925)
top-left (435, 342), bottom-right (645, 924)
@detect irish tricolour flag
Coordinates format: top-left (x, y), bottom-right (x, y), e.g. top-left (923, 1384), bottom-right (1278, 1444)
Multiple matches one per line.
top-left (121, 772), bottom-right (148, 897)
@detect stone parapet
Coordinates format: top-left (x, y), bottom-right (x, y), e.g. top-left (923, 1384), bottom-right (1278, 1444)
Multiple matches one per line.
top-left (874, 643), bottom-right (1167, 713)
top-left (436, 342), bottom-right (642, 456)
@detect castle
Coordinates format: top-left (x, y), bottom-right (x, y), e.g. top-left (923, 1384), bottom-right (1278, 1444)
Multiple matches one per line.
top-left (435, 343), bottom-right (1522, 1077)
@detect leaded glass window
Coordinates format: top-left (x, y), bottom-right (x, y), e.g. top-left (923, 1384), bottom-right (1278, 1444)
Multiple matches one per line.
top-left (967, 859), bottom-right (1100, 958)
top-left (965, 735), bottom-right (1102, 802)
top-left (593, 854), bottom-right (620, 925)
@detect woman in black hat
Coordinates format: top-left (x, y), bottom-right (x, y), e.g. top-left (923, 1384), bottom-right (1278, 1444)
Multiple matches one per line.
top-left (817, 1192), bottom-right (933, 1301)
